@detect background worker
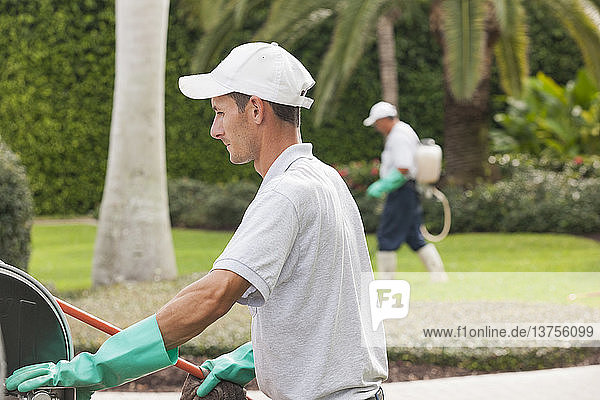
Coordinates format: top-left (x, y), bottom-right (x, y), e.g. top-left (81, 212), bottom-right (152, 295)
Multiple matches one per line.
top-left (364, 101), bottom-right (448, 282)
top-left (6, 42), bottom-right (387, 400)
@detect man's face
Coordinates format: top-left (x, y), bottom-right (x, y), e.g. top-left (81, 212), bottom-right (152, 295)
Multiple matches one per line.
top-left (210, 95), bottom-right (258, 164)
top-left (373, 118), bottom-right (389, 135)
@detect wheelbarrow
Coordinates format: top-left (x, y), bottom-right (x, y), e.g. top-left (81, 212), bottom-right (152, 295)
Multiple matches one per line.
top-left (1, 260), bottom-right (252, 400)
top-left (0, 260), bottom-right (75, 400)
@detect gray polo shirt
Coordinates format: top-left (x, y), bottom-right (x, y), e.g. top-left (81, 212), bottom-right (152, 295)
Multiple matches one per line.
top-left (213, 143), bottom-right (388, 399)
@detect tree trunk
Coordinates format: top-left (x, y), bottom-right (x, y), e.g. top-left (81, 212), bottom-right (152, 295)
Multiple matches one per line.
top-left (92, 0), bottom-right (176, 286)
top-left (441, 77), bottom-right (491, 185)
top-left (430, 0), bottom-right (499, 185)
top-left (376, 13), bottom-right (398, 107)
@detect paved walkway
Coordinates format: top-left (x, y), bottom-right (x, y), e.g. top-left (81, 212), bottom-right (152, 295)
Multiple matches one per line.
top-left (92, 365), bottom-right (600, 399)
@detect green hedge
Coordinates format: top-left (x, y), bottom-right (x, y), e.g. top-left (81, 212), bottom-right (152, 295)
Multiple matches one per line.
top-left (0, 142), bottom-right (33, 270)
top-left (169, 178), bottom-right (257, 230)
top-left (422, 155), bottom-right (600, 234)
top-left (0, 0), bottom-right (590, 215)
top-left (167, 174), bottom-right (384, 234)
top-left (0, 0), bottom-right (113, 215)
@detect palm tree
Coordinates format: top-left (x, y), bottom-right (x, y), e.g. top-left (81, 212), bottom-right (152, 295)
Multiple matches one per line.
top-left (178, 0), bottom-right (600, 184)
top-left (430, 0), bottom-right (502, 184)
top-left (373, 1), bottom-right (424, 107)
top-left (376, 13), bottom-right (400, 107)
top-left (92, 0), bottom-right (177, 286)
top-left (179, 0), bottom-right (401, 123)
top-left (430, 0), bottom-right (600, 184)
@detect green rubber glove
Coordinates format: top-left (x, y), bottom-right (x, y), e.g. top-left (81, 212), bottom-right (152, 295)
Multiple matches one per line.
top-left (5, 315), bottom-right (178, 400)
top-left (367, 168), bottom-right (407, 198)
top-left (196, 342), bottom-right (255, 397)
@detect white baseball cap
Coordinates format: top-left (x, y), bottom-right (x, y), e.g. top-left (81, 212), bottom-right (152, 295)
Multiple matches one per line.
top-left (179, 42), bottom-right (315, 109)
top-left (363, 101), bottom-right (398, 126)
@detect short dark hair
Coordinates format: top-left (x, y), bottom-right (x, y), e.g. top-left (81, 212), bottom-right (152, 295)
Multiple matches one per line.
top-left (228, 92), bottom-right (300, 127)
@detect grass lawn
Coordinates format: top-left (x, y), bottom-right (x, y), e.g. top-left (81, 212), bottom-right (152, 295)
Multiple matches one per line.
top-left (29, 224), bottom-right (234, 292)
top-left (29, 223), bottom-right (600, 293)
top-left (26, 222), bottom-right (600, 358)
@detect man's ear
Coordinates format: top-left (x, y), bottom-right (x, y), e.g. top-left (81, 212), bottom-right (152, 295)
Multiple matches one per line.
top-left (248, 96), bottom-right (265, 124)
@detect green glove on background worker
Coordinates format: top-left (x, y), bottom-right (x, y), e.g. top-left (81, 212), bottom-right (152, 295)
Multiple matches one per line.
top-left (5, 315), bottom-right (178, 400)
top-left (367, 168), bottom-right (407, 198)
top-left (196, 342), bottom-right (255, 397)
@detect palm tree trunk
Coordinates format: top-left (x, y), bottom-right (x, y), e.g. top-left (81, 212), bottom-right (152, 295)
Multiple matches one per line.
top-left (92, 0), bottom-right (176, 286)
top-left (376, 13), bottom-right (398, 106)
top-left (442, 77), bottom-right (491, 185)
top-left (431, 0), bottom-right (499, 185)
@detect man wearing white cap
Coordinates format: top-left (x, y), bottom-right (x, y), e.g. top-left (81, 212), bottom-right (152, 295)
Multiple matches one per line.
top-left (6, 43), bottom-right (387, 400)
top-left (363, 102), bottom-right (447, 281)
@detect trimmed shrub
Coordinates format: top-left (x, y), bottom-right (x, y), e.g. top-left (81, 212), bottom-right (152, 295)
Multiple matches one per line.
top-left (422, 158), bottom-right (600, 234)
top-left (0, 142), bottom-right (33, 270)
top-left (167, 173), bottom-right (385, 233)
top-left (488, 153), bottom-right (600, 180)
top-left (0, 0), bottom-right (113, 215)
top-left (169, 179), bottom-right (257, 230)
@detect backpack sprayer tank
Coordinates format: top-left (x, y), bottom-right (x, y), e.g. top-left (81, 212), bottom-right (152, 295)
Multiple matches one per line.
top-left (414, 139), bottom-right (451, 242)
top-left (415, 138), bottom-right (442, 185)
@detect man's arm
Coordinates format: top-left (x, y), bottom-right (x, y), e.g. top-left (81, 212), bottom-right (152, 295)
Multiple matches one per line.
top-left (157, 269), bottom-right (251, 350)
top-left (367, 168), bottom-right (407, 198)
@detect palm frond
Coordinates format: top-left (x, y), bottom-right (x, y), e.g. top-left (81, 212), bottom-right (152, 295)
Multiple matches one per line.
top-left (542, 0), bottom-right (600, 89)
top-left (190, 17), bottom-right (237, 72)
top-left (440, 0), bottom-right (487, 100)
top-left (199, 0), bottom-right (232, 31)
top-left (253, 0), bottom-right (337, 45)
top-left (186, 0), bottom-right (259, 72)
top-left (233, 0), bottom-right (251, 28)
top-left (492, 0), bottom-right (529, 97)
top-left (313, 0), bottom-right (389, 125)
top-left (175, 0), bottom-right (237, 34)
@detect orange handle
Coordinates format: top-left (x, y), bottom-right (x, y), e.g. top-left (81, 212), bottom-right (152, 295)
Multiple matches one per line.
top-left (54, 297), bottom-right (205, 379)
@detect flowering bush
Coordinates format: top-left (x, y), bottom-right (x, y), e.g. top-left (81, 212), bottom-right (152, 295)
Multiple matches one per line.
top-left (488, 153), bottom-right (600, 180)
top-left (334, 159), bottom-right (381, 195)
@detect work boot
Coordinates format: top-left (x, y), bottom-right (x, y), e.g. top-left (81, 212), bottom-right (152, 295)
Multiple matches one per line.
top-left (417, 243), bottom-right (448, 282)
top-left (376, 251), bottom-right (397, 276)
